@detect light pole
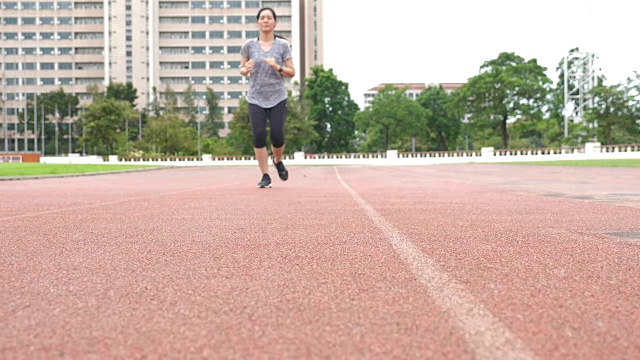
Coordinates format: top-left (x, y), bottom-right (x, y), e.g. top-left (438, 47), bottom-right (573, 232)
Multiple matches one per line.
top-left (125, 117), bottom-right (129, 154)
top-left (67, 102), bottom-right (71, 154)
top-left (197, 117), bottom-right (201, 157)
top-left (2, 49), bottom-right (7, 152)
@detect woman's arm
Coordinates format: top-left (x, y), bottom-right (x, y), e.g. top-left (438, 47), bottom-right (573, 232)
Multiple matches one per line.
top-left (240, 56), bottom-right (254, 76)
top-left (279, 58), bottom-right (296, 78)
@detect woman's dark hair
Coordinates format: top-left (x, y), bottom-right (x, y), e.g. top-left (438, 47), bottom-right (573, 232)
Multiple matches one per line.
top-left (256, 7), bottom-right (277, 21)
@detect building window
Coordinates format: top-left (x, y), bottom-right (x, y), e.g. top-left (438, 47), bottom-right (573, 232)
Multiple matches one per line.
top-left (22, 32), bottom-right (38, 40)
top-left (210, 62), bottom-right (225, 70)
top-left (58, 17), bottom-right (73, 25)
top-left (40, 17), bottom-right (55, 25)
top-left (262, 1), bottom-right (291, 8)
top-left (41, 78), bottom-right (56, 85)
top-left (210, 46), bottom-right (224, 54)
top-left (191, 76), bottom-right (207, 85)
top-left (160, 62), bottom-right (189, 70)
top-left (228, 61), bottom-right (241, 69)
top-left (22, 17), bottom-right (37, 25)
top-left (227, 16), bottom-right (243, 24)
top-left (209, 31), bottom-right (224, 39)
top-left (40, 32), bottom-right (55, 40)
top-left (22, 48), bottom-right (36, 55)
top-left (209, 1), bottom-right (224, 8)
top-left (5, 63), bottom-right (19, 71)
top-left (58, 63), bottom-right (73, 70)
top-left (191, 46), bottom-right (206, 54)
top-left (75, 17), bottom-right (104, 25)
top-left (3, 33), bottom-right (19, 41)
top-left (40, 48), bottom-right (55, 55)
top-left (159, 47), bottom-right (189, 55)
top-left (191, 31), bottom-right (206, 39)
top-left (57, 2), bottom-right (73, 10)
top-left (3, 18), bottom-right (19, 25)
top-left (209, 16), bottom-right (224, 24)
top-left (58, 78), bottom-right (73, 85)
top-left (159, 32), bottom-right (189, 39)
top-left (74, 47), bottom-right (103, 55)
top-left (228, 76), bottom-right (243, 84)
top-left (210, 76), bottom-right (225, 84)
top-left (3, 2), bottom-right (19, 10)
top-left (227, 31), bottom-right (242, 39)
top-left (159, 17), bottom-right (189, 24)
top-left (40, 63), bottom-right (55, 70)
top-left (58, 32), bottom-right (73, 40)
top-left (191, 1), bottom-right (206, 8)
top-left (245, 1), bottom-right (260, 8)
top-left (191, 61), bottom-right (206, 69)
top-left (246, 31), bottom-right (259, 39)
top-left (39, 2), bottom-right (55, 10)
top-left (23, 63), bottom-right (36, 70)
top-left (74, 2), bottom-right (104, 10)
top-left (74, 32), bottom-right (104, 40)
top-left (76, 78), bottom-right (104, 85)
top-left (21, 2), bottom-right (37, 10)
top-left (4, 48), bottom-right (19, 55)
top-left (159, 2), bottom-right (189, 9)
top-left (58, 47), bottom-right (73, 55)
top-left (228, 91), bottom-right (242, 99)
top-left (191, 16), bottom-right (206, 24)
top-left (228, 1), bottom-right (241, 8)
top-left (227, 46), bottom-right (241, 54)
top-left (76, 63), bottom-right (104, 70)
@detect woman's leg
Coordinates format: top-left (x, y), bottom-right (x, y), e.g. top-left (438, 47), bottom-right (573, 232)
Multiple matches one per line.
top-left (248, 103), bottom-right (270, 175)
top-left (269, 100), bottom-right (288, 163)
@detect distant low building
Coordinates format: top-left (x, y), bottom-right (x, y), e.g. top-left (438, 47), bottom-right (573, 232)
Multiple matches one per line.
top-left (363, 82), bottom-right (464, 108)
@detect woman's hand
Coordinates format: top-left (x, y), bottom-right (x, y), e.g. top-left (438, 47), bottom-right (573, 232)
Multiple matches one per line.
top-left (264, 57), bottom-right (279, 71)
top-left (244, 59), bottom-right (255, 74)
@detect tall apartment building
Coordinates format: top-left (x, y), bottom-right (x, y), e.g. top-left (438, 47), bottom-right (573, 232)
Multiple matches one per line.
top-left (1, 0), bottom-right (323, 150)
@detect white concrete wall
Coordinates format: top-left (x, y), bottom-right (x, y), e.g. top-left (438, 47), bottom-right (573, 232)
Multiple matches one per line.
top-left (40, 143), bottom-right (640, 166)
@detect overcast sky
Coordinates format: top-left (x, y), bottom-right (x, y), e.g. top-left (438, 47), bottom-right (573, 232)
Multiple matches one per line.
top-left (322, 0), bottom-right (640, 108)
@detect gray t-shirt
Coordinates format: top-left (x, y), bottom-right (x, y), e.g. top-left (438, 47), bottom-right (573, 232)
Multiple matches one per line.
top-left (240, 37), bottom-right (292, 108)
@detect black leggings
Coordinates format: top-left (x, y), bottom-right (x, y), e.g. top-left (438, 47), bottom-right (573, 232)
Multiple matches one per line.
top-left (248, 100), bottom-right (287, 149)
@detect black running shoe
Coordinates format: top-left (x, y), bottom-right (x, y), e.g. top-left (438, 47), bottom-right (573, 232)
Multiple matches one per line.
top-left (257, 173), bottom-right (272, 188)
top-left (273, 159), bottom-right (289, 181)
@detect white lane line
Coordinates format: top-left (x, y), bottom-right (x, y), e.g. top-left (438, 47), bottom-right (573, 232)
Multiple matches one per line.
top-left (1, 182), bottom-right (240, 221)
top-left (333, 167), bottom-right (535, 360)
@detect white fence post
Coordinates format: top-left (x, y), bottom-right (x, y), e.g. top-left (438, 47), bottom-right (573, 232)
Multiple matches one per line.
top-left (585, 142), bottom-right (601, 154)
top-left (481, 147), bottom-right (494, 158)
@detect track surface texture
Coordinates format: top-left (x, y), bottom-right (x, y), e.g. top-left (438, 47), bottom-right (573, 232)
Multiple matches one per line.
top-left (1, 164), bottom-right (639, 359)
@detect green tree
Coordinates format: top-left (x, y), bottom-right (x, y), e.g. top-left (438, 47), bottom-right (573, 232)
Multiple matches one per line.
top-left (204, 87), bottom-right (224, 137)
top-left (106, 82), bottom-right (138, 108)
top-left (225, 99), bottom-right (253, 155)
top-left (416, 85), bottom-right (461, 151)
top-left (183, 84), bottom-right (197, 125)
top-left (81, 98), bottom-right (137, 155)
top-left (149, 87), bottom-right (162, 117)
top-left (585, 80), bottom-right (639, 145)
top-left (143, 112), bottom-right (196, 155)
top-left (163, 85), bottom-right (178, 114)
top-left (35, 88), bottom-right (80, 155)
top-left (457, 52), bottom-right (551, 149)
top-left (304, 66), bottom-right (359, 153)
top-left (284, 92), bottom-right (318, 153)
top-left (354, 85), bottom-right (427, 152)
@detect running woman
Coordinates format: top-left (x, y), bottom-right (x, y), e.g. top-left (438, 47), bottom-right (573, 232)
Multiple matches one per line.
top-left (240, 7), bottom-right (296, 188)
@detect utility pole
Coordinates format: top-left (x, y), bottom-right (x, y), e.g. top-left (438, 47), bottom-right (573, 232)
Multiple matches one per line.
top-left (2, 49), bottom-right (7, 152)
top-left (68, 102), bottom-right (71, 154)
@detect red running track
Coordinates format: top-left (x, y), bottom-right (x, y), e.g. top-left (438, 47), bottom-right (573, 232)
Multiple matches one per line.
top-left (1, 165), bottom-right (639, 359)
